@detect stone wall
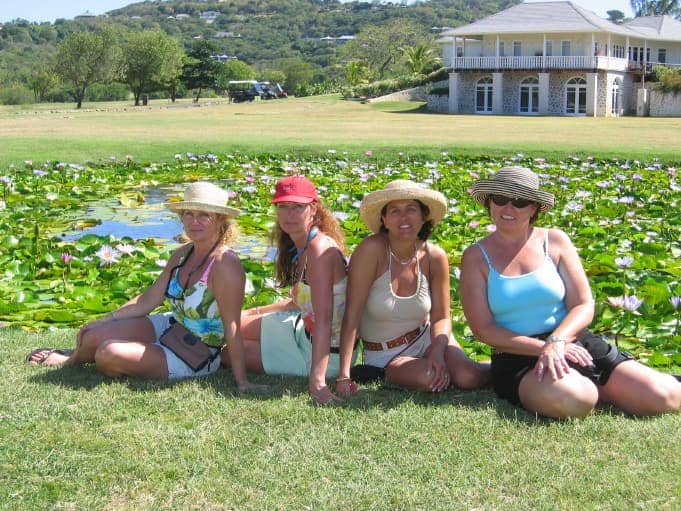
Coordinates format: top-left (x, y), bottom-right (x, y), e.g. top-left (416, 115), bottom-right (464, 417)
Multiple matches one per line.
top-left (426, 94), bottom-right (449, 113)
top-left (369, 86), bottom-right (427, 103)
top-left (649, 89), bottom-right (681, 116)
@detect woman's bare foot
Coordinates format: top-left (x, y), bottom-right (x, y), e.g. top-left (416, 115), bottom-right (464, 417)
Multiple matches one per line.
top-left (26, 348), bottom-right (73, 366)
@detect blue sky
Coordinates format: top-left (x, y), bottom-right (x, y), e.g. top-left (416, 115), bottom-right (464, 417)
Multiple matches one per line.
top-left (0, 1), bottom-right (635, 24)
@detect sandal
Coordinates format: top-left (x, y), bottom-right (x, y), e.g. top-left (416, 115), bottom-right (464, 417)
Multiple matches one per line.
top-left (26, 348), bottom-right (73, 365)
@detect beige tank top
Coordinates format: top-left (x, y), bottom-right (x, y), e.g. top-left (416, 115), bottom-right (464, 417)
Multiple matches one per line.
top-left (359, 245), bottom-right (430, 342)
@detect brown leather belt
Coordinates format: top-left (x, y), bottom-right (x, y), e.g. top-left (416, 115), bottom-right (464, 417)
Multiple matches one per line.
top-left (362, 325), bottom-right (423, 351)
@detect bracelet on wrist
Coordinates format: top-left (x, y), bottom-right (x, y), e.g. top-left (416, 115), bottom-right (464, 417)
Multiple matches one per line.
top-left (546, 335), bottom-right (565, 344)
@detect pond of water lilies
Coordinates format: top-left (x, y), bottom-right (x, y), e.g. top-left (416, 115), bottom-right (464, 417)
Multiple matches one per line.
top-left (1, 152), bottom-right (679, 367)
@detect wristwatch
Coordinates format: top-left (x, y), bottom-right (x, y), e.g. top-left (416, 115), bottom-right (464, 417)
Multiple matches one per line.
top-left (546, 335), bottom-right (565, 344)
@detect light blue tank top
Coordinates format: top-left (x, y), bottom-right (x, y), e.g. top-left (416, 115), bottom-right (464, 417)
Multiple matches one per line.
top-left (477, 231), bottom-right (567, 336)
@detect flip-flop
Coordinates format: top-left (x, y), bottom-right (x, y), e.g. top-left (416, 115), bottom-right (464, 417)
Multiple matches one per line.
top-left (26, 348), bottom-right (73, 365)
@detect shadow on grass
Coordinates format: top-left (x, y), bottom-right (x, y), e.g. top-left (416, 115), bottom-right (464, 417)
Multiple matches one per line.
top-left (371, 102), bottom-right (431, 115)
top-left (27, 364), bottom-right (648, 422)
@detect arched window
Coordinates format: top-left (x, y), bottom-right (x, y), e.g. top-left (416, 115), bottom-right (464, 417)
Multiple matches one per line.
top-left (476, 76), bottom-right (493, 113)
top-left (519, 76), bottom-right (539, 114)
top-left (611, 78), bottom-right (622, 116)
top-left (565, 76), bottom-right (587, 115)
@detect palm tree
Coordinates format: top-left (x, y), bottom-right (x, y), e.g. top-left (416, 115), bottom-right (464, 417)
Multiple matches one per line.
top-left (630, 0), bottom-right (680, 18)
top-left (401, 44), bottom-right (441, 76)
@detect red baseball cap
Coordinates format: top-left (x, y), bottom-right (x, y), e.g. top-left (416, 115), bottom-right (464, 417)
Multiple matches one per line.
top-left (272, 176), bottom-right (319, 203)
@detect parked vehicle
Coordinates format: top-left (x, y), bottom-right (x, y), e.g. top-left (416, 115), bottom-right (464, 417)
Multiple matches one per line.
top-left (227, 81), bottom-right (287, 102)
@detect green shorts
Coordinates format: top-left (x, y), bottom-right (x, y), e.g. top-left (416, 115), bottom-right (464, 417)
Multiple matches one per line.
top-left (260, 311), bottom-right (357, 377)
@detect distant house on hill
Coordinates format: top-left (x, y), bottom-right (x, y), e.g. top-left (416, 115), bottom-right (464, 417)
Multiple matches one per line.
top-left (437, 1), bottom-right (681, 117)
top-left (75, 11), bottom-right (96, 20)
top-left (200, 11), bottom-right (220, 21)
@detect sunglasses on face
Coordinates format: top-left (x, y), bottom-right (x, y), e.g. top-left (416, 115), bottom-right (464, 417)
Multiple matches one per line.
top-left (489, 194), bottom-right (534, 209)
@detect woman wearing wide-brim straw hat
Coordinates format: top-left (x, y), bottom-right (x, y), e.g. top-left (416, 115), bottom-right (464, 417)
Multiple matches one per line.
top-left (335, 179), bottom-right (490, 396)
top-left (461, 167), bottom-right (680, 418)
top-left (27, 182), bottom-right (265, 390)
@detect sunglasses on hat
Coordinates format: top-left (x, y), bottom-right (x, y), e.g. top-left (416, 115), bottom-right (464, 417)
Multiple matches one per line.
top-left (489, 194), bottom-right (534, 209)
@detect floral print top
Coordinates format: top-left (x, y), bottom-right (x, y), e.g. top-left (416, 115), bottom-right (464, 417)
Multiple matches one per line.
top-left (166, 247), bottom-right (232, 348)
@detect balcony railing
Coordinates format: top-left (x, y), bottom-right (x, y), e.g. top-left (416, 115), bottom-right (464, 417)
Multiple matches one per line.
top-left (448, 55), bottom-right (634, 71)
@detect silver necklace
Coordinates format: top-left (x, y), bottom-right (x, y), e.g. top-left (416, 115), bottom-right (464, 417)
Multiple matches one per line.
top-left (389, 244), bottom-right (417, 266)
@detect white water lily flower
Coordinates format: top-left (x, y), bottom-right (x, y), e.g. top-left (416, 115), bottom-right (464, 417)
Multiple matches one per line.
top-left (115, 243), bottom-right (136, 256)
top-left (95, 245), bottom-right (120, 266)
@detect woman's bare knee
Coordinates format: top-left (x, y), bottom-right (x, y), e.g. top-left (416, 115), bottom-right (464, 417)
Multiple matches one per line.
top-left (94, 342), bottom-right (124, 378)
top-left (520, 372), bottom-right (598, 419)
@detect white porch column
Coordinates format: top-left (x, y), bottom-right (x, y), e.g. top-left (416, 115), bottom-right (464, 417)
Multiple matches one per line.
top-left (448, 72), bottom-right (459, 114)
top-left (538, 73), bottom-right (550, 115)
top-left (586, 72), bottom-right (598, 116)
top-left (492, 72), bottom-right (504, 114)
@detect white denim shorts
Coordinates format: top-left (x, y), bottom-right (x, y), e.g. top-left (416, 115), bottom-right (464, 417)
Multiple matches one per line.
top-left (148, 312), bottom-right (222, 380)
top-left (362, 324), bottom-right (431, 369)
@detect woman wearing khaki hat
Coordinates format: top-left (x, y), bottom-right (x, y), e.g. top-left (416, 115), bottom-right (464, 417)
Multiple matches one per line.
top-left (28, 182), bottom-right (263, 389)
top-left (461, 167), bottom-right (680, 417)
top-left (335, 179), bottom-right (490, 395)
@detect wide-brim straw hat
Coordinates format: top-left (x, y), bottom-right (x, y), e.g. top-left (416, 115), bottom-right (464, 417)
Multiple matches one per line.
top-left (470, 166), bottom-right (554, 212)
top-left (359, 179), bottom-right (447, 234)
top-left (165, 181), bottom-right (240, 217)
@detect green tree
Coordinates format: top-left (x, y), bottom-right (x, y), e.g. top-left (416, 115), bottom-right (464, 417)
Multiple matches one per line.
top-left (401, 43), bottom-right (441, 76)
top-left (26, 68), bottom-right (60, 102)
top-left (346, 60), bottom-right (369, 86)
top-left (281, 58), bottom-right (315, 95)
top-left (53, 29), bottom-right (119, 108)
top-left (607, 10), bottom-right (626, 23)
top-left (630, 0), bottom-right (680, 17)
top-left (120, 30), bottom-right (184, 106)
top-left (341, 20), bottom-right (429, 79)
top-left (216, 59), bottom-right (256, 90)
top-left (181, 39), bottom-right (223, 102)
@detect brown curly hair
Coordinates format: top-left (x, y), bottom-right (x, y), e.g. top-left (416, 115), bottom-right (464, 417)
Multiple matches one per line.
top-left (272, 201), bottom-right (346, 287)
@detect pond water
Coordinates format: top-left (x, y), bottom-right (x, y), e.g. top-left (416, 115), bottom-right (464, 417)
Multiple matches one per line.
top-left (60, 183), bottom-right (275, 261)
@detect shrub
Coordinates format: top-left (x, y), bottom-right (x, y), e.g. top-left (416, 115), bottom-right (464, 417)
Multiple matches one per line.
top-left (85, 82), bottom-right (130, 102)
top-left (345, 66), bottom-right (449, 99)
top-left (0, 84), bottom-right (35, 105)
top-left (653, 65), bottom-right (681, 93)
top-left (428, 87), bottom-right (449, 96)
top-left (294, 80), bottom-right (342, 97)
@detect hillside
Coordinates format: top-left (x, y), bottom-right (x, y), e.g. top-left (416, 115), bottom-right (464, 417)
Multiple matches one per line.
top-left (0, 0), bottom-right (517, 80)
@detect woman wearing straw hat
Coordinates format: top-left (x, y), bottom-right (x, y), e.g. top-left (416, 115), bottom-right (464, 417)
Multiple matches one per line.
top-left (223, 176), bottom-right (358, 404)
top-left (335, 179), bottom-right (490, 395)
top-left (28, 182), bottom-right (263, 389)
top-left (461, 167), bottom-right (680, 417)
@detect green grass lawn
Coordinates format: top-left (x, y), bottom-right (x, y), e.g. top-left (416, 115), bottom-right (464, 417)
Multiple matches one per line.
top-left (4, 328), bottom-right (680, 510)
top-left (2, 96), bottom-right (680, 510)
top-left (2, 95), bottom-right (681, 166)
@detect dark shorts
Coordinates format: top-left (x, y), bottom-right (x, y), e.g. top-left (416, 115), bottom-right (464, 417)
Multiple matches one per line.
top-left (491, 330), bottom-right (633, 405)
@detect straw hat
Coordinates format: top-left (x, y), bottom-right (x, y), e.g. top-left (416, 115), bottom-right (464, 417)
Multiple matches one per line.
top-left (359, 179), bottom-right (447, 234)
top-left (165, 181), bottom-right (240, 217)
top-left (470, 166), bottom-right (554, 212)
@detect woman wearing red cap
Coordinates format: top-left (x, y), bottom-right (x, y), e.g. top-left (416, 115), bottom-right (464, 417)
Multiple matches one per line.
top-left (223, 176), bottom-right (357, 404)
